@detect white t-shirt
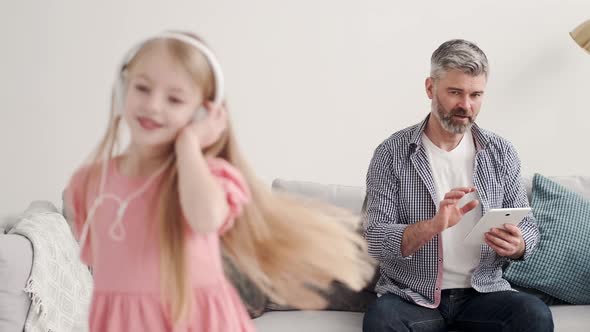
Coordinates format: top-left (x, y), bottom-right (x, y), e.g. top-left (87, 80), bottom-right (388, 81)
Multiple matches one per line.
top-left (421, 130), bottom-right (483, 289)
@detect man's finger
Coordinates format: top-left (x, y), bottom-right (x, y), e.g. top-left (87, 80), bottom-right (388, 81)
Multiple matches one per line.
top-left (443, 191), bottom-right (467, 200)
top-left (440, 198), bottom-right (459, 207)
top-left (449, 187), bottom-right (476, 194)
top-left (460, 200), bottom-right (479, 214)
top-left (485, 232), bottom-right (513, 251)
top-left (489, 228), bottom-right (520, 247)
top-left (502, 223), bottom-right (522, 237)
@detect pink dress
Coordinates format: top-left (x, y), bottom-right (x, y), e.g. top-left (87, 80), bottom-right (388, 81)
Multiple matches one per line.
top-left (65, 157), bottom-right (256, 332)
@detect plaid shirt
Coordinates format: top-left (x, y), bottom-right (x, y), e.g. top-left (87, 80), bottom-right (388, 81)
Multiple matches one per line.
top-left (364, 115), bottom-right (539, 308)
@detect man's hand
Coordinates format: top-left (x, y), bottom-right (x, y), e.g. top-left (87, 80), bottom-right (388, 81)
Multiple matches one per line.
top-left (400, 187), bottom-right (479, 257)
top-left (485, 224), bottom-right (525, 259)
top-left (431, 187), bottom-right (479, 233)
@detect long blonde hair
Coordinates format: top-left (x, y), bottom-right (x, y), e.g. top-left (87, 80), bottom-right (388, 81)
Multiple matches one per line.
top-left (80, 33), bottom-right (374, 325)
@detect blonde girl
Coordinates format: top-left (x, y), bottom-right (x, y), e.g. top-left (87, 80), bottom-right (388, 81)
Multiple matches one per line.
top-left (65, 31), bottom-right (374, 331)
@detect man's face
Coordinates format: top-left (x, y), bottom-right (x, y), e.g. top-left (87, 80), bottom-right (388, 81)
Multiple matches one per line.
top-left (426, 69), bottom-right (487, 134)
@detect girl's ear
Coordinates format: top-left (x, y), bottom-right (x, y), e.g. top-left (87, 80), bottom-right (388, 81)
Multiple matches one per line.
top-left (187, 102), bottom-right (228, 151)
top-left (192, 106), bottom-right (208, 123)
top-left (209, 102), bottom-right (228, 132)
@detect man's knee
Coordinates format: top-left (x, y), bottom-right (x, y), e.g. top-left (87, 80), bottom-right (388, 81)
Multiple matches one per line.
top-left (509, 293), bottom-right (554, 331)
top-left (363, 295), bottom-right (444, 332)
top-left (363, 299), bottom-right (398, 331)
top-left (520, 295), bottom-right (554, 329)
top-left (363, 295), bottom-right (408, 332)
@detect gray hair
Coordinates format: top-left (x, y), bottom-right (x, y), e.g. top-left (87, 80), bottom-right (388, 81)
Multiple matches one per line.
top-left (430, 39), bottom-right (489, 80)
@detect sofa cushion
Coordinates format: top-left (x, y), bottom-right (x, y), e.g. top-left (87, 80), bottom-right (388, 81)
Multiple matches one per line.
top-left (255, 311), bottom-right (364, 332)
top-left (504, 174), bottom-right (590, 304)
top-left (0, 233), bottom-right (33, 332)
top-left (272, 179), bottom-right (366, 215)
top-left (265, 280), bottom-right (378, 313)
top-left (223, 255), bottom-right (267, 318)
top-left (270, 179), bottom-right (378, 312)
top-left (253, 306), bottom-right (590, 332)
top-left (522, 175), bottom-right (590, 204)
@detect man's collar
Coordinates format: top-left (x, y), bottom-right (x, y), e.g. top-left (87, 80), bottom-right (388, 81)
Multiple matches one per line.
top-left (409, 115), bottom-right (431, 147)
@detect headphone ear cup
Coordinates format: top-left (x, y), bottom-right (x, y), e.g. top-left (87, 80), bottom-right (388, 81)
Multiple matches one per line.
top-left (193, 106), bottom-right (208, 122)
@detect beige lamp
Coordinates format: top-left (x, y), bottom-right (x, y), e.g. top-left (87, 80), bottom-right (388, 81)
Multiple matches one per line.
top-left (570, 19), bottom-right (590, 54)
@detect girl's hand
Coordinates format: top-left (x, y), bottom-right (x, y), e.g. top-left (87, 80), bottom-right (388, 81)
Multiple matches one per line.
top-left (178, 101), bottom-right (228, 149)
top-left (174, 101), bottom-right (230, 234)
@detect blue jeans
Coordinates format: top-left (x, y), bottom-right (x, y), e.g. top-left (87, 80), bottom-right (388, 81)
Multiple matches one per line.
top-left (363, 288), bottom-right (554, 332)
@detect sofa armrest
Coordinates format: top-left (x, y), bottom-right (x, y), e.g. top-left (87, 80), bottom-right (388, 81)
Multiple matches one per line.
top-left (0, 233), bottom-right (33, 332)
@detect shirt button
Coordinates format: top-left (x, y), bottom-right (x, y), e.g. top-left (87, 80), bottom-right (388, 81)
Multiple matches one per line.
top-left (436, 287), bottom-right (440, 291)
top-left (438, 258), bottom-right (442, 262)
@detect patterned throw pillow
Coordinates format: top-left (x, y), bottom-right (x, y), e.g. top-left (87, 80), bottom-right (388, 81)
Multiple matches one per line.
top-left (222, 255), bottom-right (268, 318)
top-left (504, 174), bottom-right (590, 304)
top-left (265, 198), bottom-right (379, 313)
top-left (264, 277), bottom-right (379, 313)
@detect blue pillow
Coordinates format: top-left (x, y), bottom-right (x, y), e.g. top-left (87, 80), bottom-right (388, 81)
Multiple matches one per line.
top-left (504, 173), bottom-right (590, 304)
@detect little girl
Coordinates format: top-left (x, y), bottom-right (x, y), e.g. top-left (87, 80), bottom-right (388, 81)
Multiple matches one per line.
top-left (65, 31), bottom-right (374, 331)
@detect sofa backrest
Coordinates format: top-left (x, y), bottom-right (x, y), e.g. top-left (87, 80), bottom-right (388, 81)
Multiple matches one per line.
top-left (272, 175), bottom-right (590, 214)
top-left (521, 176), bottom-right (590, 202)
top-left (272, 179), bottom-right (366, 214)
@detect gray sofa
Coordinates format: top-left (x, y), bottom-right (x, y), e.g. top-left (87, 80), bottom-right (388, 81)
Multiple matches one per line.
top-left (254, 176), bottom-right (590, 332)
top-left (1, 177), bottom-right (588, 331)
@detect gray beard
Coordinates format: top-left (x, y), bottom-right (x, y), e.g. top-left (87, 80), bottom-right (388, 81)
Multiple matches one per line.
top-left (433, 100), bottom-right (474, 135)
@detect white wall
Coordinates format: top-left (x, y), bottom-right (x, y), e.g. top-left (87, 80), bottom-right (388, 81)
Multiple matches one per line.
top-left (1, 0), bottom-right (589, 213)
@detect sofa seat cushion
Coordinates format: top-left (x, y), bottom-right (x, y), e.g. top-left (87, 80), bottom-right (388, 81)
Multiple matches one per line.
top-left (255, 311), bottom-right (363, 332)
top-left (254, 306), bottom-right (590, 332)
top-left (549, 305), bottom-right (590, 331)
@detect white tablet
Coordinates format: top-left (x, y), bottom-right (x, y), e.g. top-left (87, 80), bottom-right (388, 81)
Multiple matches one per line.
top-left (463, 207), bottom-right (532, 244)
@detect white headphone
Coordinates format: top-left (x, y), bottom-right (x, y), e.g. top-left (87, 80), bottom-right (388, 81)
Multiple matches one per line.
top-left (113, 32), bottom-right (225, 120)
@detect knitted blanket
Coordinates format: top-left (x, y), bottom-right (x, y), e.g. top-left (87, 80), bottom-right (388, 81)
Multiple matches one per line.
top-left (9, 201), bottom-right (93, 332)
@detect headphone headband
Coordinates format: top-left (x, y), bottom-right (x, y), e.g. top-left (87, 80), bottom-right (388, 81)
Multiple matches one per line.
top-left (114, 32), bottom-right (225, 114)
